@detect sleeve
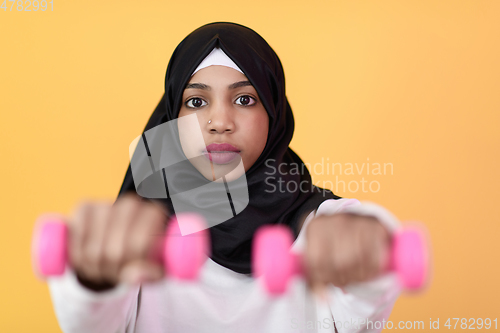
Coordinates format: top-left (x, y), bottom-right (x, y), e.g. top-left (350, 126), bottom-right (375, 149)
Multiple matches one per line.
top-left (291, 198), bottom-right (402, 333)
top-left (47, 269), bottom-right (140, 333)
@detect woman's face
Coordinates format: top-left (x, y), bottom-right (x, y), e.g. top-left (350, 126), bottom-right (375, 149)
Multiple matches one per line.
top-left (178, 65), bottom-right (269, 182)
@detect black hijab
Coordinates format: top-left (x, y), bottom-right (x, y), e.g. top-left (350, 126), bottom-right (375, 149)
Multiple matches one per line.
top-left (118, 22), bottom-right (340, 274)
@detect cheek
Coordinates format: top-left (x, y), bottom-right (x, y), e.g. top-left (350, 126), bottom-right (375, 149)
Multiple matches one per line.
top-left (242, 112), bottom-right (269, 156)
top-left (177, 112), bottom-right (206, 158)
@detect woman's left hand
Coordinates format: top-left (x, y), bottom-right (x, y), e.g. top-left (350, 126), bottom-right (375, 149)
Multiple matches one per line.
top-left (304, 213), bottom-right (391, 298)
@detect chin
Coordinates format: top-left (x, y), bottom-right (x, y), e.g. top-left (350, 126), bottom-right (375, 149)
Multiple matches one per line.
top-left (197, 158), bottom-right (247, 182)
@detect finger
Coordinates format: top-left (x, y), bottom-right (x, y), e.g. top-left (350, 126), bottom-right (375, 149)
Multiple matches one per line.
top-left (304, 219), bottom-right (333, 287)
top-left (352, 219), bottom-right (370, 283)
top-left (124, 202), bottom-right (167, 263)
top-left (320, 238), bottom-right (338, 286)
top-left (329, 254), bottom-right (349, 287)
top-left (100, 195), bottom-right (141, 283)
top-left (329, 221), bottom-right (354, 287)
top-left (373, 223), bottom-right (391, 277)
top-left (362, 221), bottom-right (388, 280)
top-left (362, 228), bottom-right (379, 281)
top-left (303, 247), bottom-right (329, 302)
top-left (80, 202), bottom-right (112, 282)
top-left (68, 202), bottom-right (93, 279)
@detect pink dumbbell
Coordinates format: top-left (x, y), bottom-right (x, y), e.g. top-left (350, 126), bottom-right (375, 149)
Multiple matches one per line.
top-left (252, 224), bottom-right (429, 295)
top-left (32, 212), bottom-right (210, 281)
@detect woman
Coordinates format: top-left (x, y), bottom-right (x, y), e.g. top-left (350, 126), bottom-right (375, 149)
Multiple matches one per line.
top-left (49, 21), bottom-right (401, 333)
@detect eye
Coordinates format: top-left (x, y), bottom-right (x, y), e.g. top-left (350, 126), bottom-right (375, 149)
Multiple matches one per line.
top-left (185, 97), bottom-right (207, 109)
top-left (235, 95), bottom-right (257, 107)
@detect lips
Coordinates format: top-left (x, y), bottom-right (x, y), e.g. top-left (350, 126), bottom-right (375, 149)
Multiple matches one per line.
top-left (203, 143), bottom-right (241, 164)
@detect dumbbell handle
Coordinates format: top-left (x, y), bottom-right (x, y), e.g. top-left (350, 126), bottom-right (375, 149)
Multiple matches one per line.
top-left (32, 213), bottom-right (210, 281)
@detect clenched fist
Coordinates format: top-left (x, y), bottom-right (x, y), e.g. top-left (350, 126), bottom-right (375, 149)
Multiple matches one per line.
top-left (304, 213), bottom-right (391, 296)
top-left (68, 193), bottom-right (169, 291)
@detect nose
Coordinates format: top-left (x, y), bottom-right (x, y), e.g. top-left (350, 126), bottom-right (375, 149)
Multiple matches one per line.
top-left (207, 103), bottom-right (235, 134)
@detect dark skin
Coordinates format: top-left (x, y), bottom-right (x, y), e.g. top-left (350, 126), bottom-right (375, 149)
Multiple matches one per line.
top-left (50, 66), bottom-right (392, 293)
top-left (301, 213), bottom-right (391, 299)
top-left (49, 193), bottom-right (391, 295)
top-left (69, 194), bottom-right (168, 291)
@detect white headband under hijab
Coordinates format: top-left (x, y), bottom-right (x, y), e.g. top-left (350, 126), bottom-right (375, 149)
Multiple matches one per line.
top-left (191, 47), bottom-right (244, 76)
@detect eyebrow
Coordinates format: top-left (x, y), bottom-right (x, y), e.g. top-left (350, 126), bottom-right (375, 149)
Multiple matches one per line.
top-left (185, 80), bottom-right (253, 91)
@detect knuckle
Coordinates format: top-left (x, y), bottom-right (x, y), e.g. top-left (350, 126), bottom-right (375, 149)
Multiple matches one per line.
top-left (83, 245), bottom-right (101, 269)
top-left (75, 200), bottom-right (92, 212)
top-left (306, 217), bottom-right (326, 236)
top-left (130, 232), bottom-right (152, 258)
top-left (124, 192), bottom-right (142, 205)
top-left (115, 193), bottom-right (141, 210)
top-left (102, 244), bottom-right (124, 266)
top-left (334, 213), bottom-right (352, 224)
top-left (72, 202), bottom-right (93, 225)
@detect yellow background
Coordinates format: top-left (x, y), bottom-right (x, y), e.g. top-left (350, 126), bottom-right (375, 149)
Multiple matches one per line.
top-left (1, 0), bottom-right (499, 331)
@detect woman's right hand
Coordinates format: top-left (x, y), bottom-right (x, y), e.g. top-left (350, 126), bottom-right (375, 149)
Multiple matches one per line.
top-left (68, 193), bottom-right (169, 291)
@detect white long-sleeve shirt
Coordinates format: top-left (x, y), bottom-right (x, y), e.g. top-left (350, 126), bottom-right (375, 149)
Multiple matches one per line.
top-left (48, 198), bottom-right (402, 333)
